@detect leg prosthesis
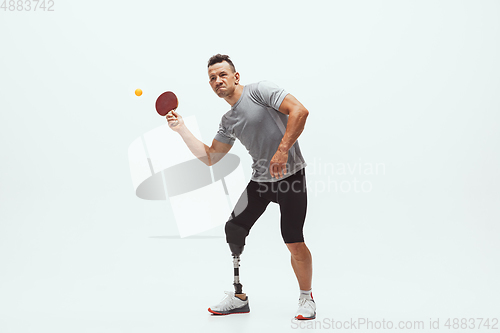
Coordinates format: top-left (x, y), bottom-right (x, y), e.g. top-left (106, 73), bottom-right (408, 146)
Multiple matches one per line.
top-left (225, 222), bottom-right (249, 294)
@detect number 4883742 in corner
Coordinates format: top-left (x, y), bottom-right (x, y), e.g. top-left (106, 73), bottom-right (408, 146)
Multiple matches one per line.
top-left (1, 0), bottom-right (55, 11)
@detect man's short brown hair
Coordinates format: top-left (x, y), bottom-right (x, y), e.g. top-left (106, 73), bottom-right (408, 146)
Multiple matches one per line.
top-left (208, 54), bottom-right (236, 73)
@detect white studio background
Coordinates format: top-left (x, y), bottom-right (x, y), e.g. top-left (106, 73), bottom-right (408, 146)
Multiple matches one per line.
top-left (1, 1), bottom-right (499, 332)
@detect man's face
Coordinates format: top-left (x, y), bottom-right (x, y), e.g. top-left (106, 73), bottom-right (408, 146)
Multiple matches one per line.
top-left (208, 61), bottom-right (240, 98)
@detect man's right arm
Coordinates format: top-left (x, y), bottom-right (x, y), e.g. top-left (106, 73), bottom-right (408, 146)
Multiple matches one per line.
top-left (167, 110), bottom-right (232, 166)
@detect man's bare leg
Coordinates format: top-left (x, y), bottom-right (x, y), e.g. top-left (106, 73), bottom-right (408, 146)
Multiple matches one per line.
top-left (286, 242), bottom-right (312, 290)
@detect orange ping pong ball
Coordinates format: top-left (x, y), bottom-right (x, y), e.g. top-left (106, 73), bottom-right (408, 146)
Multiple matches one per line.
top-left (135, 89), bottom-right (143, 96)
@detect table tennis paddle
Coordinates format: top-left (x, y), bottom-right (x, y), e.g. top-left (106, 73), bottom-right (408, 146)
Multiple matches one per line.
top-left (156, 91), bottom-right (179, 126)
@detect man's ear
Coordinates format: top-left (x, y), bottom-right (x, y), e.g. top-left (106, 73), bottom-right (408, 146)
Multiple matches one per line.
top-left (235, 72), bottom-right (240, 84)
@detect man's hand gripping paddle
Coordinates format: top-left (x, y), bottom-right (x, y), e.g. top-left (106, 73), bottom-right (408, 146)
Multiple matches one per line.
top-left (156, 91), bottom-right (179, 127)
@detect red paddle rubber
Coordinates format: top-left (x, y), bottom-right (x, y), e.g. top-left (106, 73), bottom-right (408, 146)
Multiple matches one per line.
top-left (155, 91), bottom-right (178, 116)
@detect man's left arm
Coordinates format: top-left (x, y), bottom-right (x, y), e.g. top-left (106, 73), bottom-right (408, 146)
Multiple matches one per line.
top-left (270, 94), bottom-right (309, 179)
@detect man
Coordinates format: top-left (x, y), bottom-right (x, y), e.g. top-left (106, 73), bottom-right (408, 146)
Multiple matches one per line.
top-left (166, 54), bottom-right (315, 320)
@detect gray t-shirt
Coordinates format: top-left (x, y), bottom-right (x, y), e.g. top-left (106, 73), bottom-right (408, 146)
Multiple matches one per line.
top-left (214, 80), bottom-right (307, 182)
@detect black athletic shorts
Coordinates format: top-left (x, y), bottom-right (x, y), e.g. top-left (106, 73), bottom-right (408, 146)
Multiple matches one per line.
top-left (226, 168), bottom-right (307, 243)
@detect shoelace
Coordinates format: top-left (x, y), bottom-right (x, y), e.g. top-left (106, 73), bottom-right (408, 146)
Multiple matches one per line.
top-left (298, 298), bottom-right (314, 309)
top-left (218, 291), bottom-right (241, 311)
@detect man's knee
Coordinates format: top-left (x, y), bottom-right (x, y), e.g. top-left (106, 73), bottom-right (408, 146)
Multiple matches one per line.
top-left (225, 222), bottom-right (249, 256)
top-left (286, 241), bottom-right (309, 258)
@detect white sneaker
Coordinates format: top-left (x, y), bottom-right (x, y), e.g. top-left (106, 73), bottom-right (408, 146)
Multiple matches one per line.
top-left (295, 297), bottom-right (316, 320)
top-left (208, 291), bottom-right (250, 315)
